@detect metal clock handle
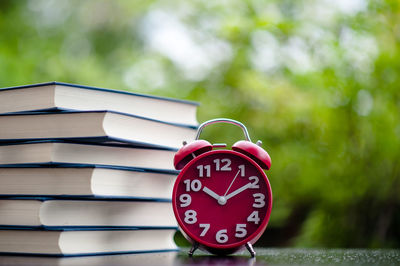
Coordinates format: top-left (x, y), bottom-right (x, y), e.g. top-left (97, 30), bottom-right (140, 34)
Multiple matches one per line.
top-left (195, 118), bottom-right (252, 142)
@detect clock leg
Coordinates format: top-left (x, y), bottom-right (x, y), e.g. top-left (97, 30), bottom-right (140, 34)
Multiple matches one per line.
top-left (188, 242), bottom-right (199, 257)
top-left (245, 242), bottom-right (256, 257)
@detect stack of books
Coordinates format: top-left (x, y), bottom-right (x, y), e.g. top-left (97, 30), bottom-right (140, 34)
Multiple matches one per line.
top-left (0, 82), bottom-right (198, 256)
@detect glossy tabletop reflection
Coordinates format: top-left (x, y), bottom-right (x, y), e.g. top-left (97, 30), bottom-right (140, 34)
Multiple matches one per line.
top-left (1, 248), bottom-right (399, 266)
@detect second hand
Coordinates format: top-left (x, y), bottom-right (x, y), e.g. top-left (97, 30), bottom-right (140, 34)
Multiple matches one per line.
top-left (223, 169), bottom-right (241, 197)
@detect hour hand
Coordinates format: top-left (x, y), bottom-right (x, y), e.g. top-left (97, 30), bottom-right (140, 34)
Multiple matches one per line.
top-left (202, 186), bottom-right (221, 201)
top-left (202, 187), bottom-right (227, 205)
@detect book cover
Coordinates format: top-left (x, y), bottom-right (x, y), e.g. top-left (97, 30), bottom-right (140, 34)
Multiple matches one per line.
top-left (0, 227), bottom-right (178, 256)
top-left (0, 198), bottom-right (177, 228)
top-left (0, 81), bottom-right (199, 127)
top-left (0, 250), bottom-right (178, 263)
top-left (0, 140), bottom-right (178, 173)
top-left (0, 166), bottom-right (176, 200)
top-left (0, 110), bottom-right (196, 150)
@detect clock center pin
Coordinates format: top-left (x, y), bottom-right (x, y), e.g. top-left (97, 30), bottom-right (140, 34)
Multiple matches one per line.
top-left (217, 196), bottom-right (227, 205)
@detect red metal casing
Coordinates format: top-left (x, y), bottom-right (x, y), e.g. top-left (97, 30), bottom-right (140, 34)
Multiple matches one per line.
top-left (232, 140), bottom-right (271, 170)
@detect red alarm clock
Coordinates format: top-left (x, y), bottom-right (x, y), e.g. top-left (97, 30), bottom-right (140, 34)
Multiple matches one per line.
top-left (172, 119), bottom-right (272, 257)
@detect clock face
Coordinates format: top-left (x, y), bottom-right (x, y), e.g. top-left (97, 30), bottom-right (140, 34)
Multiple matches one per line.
top-left (172, 149), bottom-right (272, 251)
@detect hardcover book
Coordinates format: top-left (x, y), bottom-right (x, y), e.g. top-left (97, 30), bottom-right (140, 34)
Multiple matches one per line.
top-left (0, 251), bottom-right (177, 265)
top-left (0, 141), bottom-right (177, 172)
top-left (0, 110), bottom-right (196, 149)
top-left (0, 166), bottom-right (176, 200)
top-left (0, 81), bottom-right (198, 127)
top-left (0, 228), bottom-right (178, 256)
top-left (0, 199), bottom-right (176, 228)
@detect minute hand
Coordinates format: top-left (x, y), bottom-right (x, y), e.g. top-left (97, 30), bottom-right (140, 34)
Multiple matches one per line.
top-left (225, 183), bottom-right (252, 200)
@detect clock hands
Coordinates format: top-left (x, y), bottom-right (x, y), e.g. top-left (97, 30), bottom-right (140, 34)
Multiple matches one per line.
top-left (203, 182), bottom-right (253, 205)
top-left (202, 187), bottom-right (221, 201)
top-left (223, 170), bottom-right (241, 197)
top-left (203, 169), bottom-right (254, 205)
top-left (202, 186), bottom-right (227, 205)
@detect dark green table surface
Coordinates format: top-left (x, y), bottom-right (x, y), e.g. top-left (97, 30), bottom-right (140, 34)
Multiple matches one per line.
top-left (0, 248), bottom-right (399, 265)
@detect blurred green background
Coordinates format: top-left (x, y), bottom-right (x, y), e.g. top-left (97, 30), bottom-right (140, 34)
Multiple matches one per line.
top-left (1, 0), bottom-right (399, 248)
